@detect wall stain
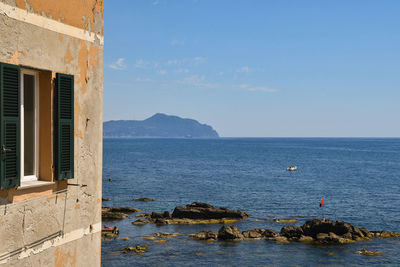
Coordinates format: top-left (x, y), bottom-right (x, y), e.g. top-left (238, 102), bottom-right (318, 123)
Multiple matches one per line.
top-left (55, 247), bottom-right (77, 267)
top-left (15, 0), bottom-right (103, 33)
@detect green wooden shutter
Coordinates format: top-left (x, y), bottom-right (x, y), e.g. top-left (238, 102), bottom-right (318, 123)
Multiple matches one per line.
top-left (55, 73), bottom-right (74, 180)
top-left (0, 63), bottom-right (21, 189)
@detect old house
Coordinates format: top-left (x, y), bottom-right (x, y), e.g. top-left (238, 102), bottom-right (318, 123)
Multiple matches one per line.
top-left (0, 0), bottom-right (103, 266)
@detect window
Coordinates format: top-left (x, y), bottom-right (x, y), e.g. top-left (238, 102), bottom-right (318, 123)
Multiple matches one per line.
top-left (21, 70), bottom-right (39, 182)
top-left (0, 62), bottom-right (75, 190)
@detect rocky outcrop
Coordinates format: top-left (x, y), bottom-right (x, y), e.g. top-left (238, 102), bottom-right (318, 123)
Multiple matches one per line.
top-left (131, 203), bottom-right (249, 226)
top-left (102, 207), bottom-right (141, 221)
top-left (356, 248), bottom-right (384, 256)
top-left (172, 202), bottom-right (249, 220)
top-left (301, 219), bottom-right (366, 241)
top-left (133, 198), bottom-right (155, 202)
top-left (189, 230), bottom-right (218, 241)
top-left (280, 226), bottom-right (304, 240)
top-left (218, 226), bottom-right (244, 240)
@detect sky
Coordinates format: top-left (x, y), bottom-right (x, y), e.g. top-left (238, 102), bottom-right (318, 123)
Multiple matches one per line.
top-left (104, 0), bottom-right (400, 137)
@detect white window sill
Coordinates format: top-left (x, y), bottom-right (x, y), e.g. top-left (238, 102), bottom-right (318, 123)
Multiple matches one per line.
top-left (18, 180), bottom-right (55, 190)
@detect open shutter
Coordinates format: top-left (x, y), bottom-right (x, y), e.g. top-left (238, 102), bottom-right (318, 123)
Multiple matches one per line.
top-left (55, 73), bottom-right (74, 180)
top-left (0, 63), bottom-right (21, 189)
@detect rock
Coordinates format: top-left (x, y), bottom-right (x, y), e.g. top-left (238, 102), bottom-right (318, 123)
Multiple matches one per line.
top-left (102, 198), bottom-right (111, 201)
top-left (155, 218), bottom-right (168, 225)
top-left (274, 219), bottom-right (298, 224)
top-left (151, 212), bottom-right (165, 219)
top-left (108, 178), bottom-right (112, 182)
top-left (123, 245), bottom-right (148, 254)
top-left (189, 230), bottom-right (218, 240)
top-left (102, 207), bottom-right (141, 221)
top-left (132, 219), bottom-right (150, 226)
top-left (133, 198), bottom-right (155, 201)
top-left (172, 202), bottom-right (249, 220)
top-left (280, 226), bottom-right (304, 240)
top-left (119, 237), bottom-right (130, 241)
top-left (153, 232), bottom-right (182, 238)
top-left (301, 219), bottom-right (367, 241)
top-left (102, 211), bottom-right (129, 221)
top-left (104, 207), bottom-right (141, 213)
top-left (218, 226), bottom-right (244, 240)
top-left (356, 249), bottom-right (384, 256)
top-left (316, 232), bottom-right (329, 240)
top-left (272, 236), bottom-right (289, 243)
top-left (262, 229), bottom-right (278, 238)
top-left (154, 239), bottom-right (166, 244)
top-left (299, 235), bottom-right (314, 242)
top-left (163, 211), bottom-right (171, 218)
top-left (242, 228), bottom-right (266, 239)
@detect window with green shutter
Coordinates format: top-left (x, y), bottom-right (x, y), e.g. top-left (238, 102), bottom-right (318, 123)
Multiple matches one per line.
top-left (0, 63), bottom-right (21, 189)
top-left (54, 73), bottom-right (74, 180)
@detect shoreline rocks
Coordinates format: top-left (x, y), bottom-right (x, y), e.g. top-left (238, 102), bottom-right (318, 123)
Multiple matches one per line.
top-left (133, 197), bottom-right (156, 202)
top-left (102, 206), bottom-right (141, 221)
top-left (132, 202), bottom-right (249, 225)
top-left (186, 219), bottom-right (400, 245)
top-left (172, 202), bottom-right (249, 220)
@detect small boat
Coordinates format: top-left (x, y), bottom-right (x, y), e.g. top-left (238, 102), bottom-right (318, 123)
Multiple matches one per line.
top-left (286, 166), bottom-right (297, 171)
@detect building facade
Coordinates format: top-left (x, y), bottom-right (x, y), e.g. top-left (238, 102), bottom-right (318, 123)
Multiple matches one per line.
top-left (0, 0), bottom-right (103, 266)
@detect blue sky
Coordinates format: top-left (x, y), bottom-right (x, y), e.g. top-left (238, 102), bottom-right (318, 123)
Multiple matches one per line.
top-left (104, 0), bottom-right (400, 137)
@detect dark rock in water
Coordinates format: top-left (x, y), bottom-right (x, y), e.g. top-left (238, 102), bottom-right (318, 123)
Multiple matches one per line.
top-left (163, 211), bottom-right (171, 218)
top-left (102, 197), bottom-right (111, 201)
top-left (262, 229), bottom-right (278, 238)
top-left (108, 178), bottom-right (112, 182)
top-left (155, 218), bottom-right (169, 225)
top-left (172, 202), bottom-right (249, 220)
top-left (301, 219), bottom-right (364, 240)
top-left (242, 229), bottom-right (265, 239)
top-left (123, 245), bottom-right (149, 254)
top-left (151, 212), bottom-right (165, 219)
top-left (280, 226), bottom-right (304, 240)
top-left (133, 198), bottom-right (156, 202)
top-left (370, 230), bottom-right (400, 238)
top-left (104, 207), bottom-right (141, 213)
top-left (189, 230), bottom-right (218, 240)
top-left (218, 226), bottom-right (244, 240)
top-left (356, 248), bottom-right (384, 256)
top-left (102, 211), bottom-right (128, 221)
top-left (102, 207), bottom-right (141, 221)
top-left (132, 219), bottom-right (150, 226)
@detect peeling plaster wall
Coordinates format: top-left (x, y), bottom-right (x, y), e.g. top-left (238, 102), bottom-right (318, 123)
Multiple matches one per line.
top-left (0, 0), bottom-right (103, 266)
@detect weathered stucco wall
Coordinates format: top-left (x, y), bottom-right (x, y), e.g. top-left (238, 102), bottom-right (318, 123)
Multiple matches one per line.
top-left (0, 0), bottom-right (103, 266)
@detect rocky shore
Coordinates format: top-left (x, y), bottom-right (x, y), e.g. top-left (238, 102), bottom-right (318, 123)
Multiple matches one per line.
top-left (132, 202), bottom-right (249, 225)
top-left (189, 218), bottom-right (400, 244)
top-left (101, 202), bottom-right (399, 249)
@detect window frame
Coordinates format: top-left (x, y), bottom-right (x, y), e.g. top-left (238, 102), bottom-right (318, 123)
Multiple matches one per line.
top-left (20, 69), bottom-right (40, 182)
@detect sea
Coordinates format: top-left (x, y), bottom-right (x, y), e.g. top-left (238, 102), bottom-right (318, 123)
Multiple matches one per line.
top-left (101, 138), bottom-right (400, 266)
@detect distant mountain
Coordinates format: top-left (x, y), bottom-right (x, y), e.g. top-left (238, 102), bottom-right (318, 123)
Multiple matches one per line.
top-left (103, 113), bottom-right (219, 138)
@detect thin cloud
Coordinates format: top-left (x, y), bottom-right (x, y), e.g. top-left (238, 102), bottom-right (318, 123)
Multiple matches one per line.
top-left (135, 77), bottom-right (153, 82)
top-left (177, 75), bottom-right (216, 88)
top-left (237, 66), bottom-right (250, 73)
top-left (157, 69), bottom-right (167, 75)
top-left (135, 59), bottom-right (158, 69)
top-left (152, 1), bottom-right (159, 6)
top-left (109, 58), bottom-right (126, 70)
top-left (238, 84), bottom-right (277, 93)
top-left (175, 68), bottom-right (190, 73)
top-left (170, 40), bottom-right (185, 46)
top-left (193, 56), bottom-right (205, 64)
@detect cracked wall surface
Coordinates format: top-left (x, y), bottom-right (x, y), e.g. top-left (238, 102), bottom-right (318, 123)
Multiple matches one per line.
top-left (0, 0), bottom-right (103, 266)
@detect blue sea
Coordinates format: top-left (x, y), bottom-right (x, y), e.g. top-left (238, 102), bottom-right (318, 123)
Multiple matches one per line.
top-left (101, 138), bottom-right (400, 266)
